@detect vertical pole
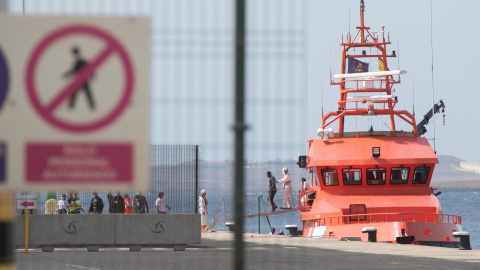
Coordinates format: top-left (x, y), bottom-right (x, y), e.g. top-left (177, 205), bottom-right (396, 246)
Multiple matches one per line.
top-left (195, 145), bottom-right (199, 214)
top-left (233, 0), bottom-right (246, 269)
top-left (0, 192), bottom-right (14, 269)
top-left (25, 210), bottom-right (29, 252)
top-left (258, 195), bottom-right (261, 234)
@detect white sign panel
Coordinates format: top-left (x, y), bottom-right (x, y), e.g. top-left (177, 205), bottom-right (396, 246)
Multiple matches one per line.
top-left (0, 16), bottom-right (149, 191)
top-left (17, 199), bottom-right (37, 210)
top-left (17, 190), bottom-right (37, 199)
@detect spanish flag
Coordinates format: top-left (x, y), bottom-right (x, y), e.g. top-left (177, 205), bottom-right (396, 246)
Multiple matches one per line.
top-left (348, 58), bottom-right (369, 73)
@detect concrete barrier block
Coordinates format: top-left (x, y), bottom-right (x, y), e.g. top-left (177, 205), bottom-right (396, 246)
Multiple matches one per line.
top-left (115, 214), bottom-right (201, 245)
top-left (16, 214), bottom-right (115, 247)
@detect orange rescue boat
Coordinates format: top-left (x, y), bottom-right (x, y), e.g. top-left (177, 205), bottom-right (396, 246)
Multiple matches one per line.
top-left (298, 0), bottom-right (462, 247)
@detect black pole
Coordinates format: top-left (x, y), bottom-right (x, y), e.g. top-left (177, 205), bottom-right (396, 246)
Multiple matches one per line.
top-left (195, 145), bottom-right (199, 214)
top-left (234, 0), bottom-right (246, 269)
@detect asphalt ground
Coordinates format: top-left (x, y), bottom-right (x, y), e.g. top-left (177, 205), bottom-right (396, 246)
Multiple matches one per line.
top-left (14, 232), bottom-right (480, 270)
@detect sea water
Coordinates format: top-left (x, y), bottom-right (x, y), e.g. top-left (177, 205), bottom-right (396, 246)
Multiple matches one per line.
top-left (207, 191), bottom-right (480, 250)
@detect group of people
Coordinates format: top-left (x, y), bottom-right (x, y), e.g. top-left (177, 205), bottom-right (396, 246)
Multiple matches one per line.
top-left (267, 167), bottom-right (316, 211)
top-left (56, 191), bottom-right (170, 214)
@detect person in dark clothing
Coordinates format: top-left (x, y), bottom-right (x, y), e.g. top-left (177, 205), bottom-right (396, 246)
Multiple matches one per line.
top-left (88, 191), bottom-right (104, 214)
top-left (110, 191), bottom-right (125, 214)
top-left (107, 191), bottom-right (113, 213)
top-left (63, 46), bottom-right (95, 110)
top-left (267, 171), bottom-right (278, 211)
top-left (133, 192), bottom-right (149, 213)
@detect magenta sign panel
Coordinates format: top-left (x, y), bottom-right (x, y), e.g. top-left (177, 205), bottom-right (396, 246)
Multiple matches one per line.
top-left (26, 143), bottom-right (132, 184)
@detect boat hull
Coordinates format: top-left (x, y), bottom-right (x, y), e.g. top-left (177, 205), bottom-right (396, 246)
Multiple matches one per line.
top-left (303, 221), bottom-right (461, 247)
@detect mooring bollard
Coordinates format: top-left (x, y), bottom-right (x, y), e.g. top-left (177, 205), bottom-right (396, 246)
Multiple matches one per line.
top-left (452, 231), bottom-right (472, 250)
top-left (225, 222), bottom-right (235, 232)
top-left (361, 227), bottom-right (377, 242)
top-left (285, 225), bottom-right (298, 236)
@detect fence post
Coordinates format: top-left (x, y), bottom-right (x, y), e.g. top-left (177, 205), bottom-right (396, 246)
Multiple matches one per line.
top-left (258, 195), bottom-right (261, 234)
top-left (195, 145), bottom-right (199, 214)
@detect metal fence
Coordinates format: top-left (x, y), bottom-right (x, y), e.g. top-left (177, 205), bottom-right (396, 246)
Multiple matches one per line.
top-left (25, 145), bottom-right (202, 215)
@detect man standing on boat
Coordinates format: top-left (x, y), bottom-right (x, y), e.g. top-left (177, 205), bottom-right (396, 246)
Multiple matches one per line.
top-left (267, 171), bottom-right (278, 211)
top-left (277, 167), bottom-right (292, 209)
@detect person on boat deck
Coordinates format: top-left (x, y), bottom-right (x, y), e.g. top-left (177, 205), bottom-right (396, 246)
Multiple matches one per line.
top-left (301, 177), bottom-right (315, 205)
top-left (276, 167), bottom-right (292, 209)
top-left (267, 171), bottom-right (278, 211)
top-left (199, 189), bottom-right (208, 231)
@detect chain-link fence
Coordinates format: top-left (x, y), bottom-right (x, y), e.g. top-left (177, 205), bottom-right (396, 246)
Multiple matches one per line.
top-left (23, 145), bottom-right (202, 215)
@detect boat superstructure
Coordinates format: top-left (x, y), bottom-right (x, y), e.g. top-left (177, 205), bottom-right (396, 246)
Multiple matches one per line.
top-left (298, 0), bottom-right (461, 247)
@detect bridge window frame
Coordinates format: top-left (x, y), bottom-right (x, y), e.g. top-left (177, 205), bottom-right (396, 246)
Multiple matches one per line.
top-left (366, 168), bottom-right (386, 185)
top-left (342, 168), bottom-right (362, 186)
top-left (390, 167), bottom-right (410, 185)
top-left (321, 169), bottom-right (339, 186)
top-left (412, 166), bottom-right (430, 184)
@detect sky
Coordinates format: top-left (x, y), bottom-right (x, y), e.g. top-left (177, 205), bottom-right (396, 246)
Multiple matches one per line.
top-left (5, 0), bottom-right (480, 162)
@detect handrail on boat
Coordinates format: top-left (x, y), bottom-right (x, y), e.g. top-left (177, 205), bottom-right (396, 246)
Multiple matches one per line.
top-left (303, 212), bottom-right (461, 227)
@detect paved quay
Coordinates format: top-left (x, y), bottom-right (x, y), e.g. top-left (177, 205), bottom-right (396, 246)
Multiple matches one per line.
top-left (15, 231), bottom-right (480, 270)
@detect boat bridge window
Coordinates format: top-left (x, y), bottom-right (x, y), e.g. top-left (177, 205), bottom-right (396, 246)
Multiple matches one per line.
top-left (390, 167), bottom-right (410, 184)
top-left (413, 166), bottom-right (430, 184)
top-left (342, 168), bottom-right (362, 185)
top-left (366, 168), bottom-right (386, 185)
top-left (321, 169), bottom-right (339, 186)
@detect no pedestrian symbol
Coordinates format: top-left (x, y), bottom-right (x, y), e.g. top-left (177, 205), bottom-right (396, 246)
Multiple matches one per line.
top-left (25, 25), bottom-right (134, 133)
top-left (0, 46), bottom-right (9, 114)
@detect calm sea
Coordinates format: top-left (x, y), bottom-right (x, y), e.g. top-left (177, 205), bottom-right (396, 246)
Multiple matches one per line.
top-left (207, 191), bottom-right (480, 250)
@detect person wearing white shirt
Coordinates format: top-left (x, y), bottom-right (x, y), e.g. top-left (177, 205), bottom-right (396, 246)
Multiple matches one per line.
top-left (301, 177), bottom-right (316, 205)
top-left (57, 194), bottom-right (68, 214)
top-left (156, 192), bottom-right (171, 214)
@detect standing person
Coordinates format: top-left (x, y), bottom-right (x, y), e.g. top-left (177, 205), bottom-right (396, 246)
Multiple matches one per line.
top-left (301, 178), bottom-right (315, 205)
top-left (57, 194), bottom-right (68, 214)
top-left (107, 191), bottom-right (113, 213)
top-left (156, 192), bottom-right (171, 214)
top-left (133, 192), bottom-right (149, 214)
top-left (110, 192), bottom-right (125, 213)
top-left (88, 191), bottom-right (104, 214)
top-left (66, 192), bottom-right (75, 214)
top-left (71, 191), bottom-right (84, 214)
top-left (277, 167), bottom-right (292, 209)
top-left (267, 171), bottom-right (278, 211)
top-left (198, 189), bottom-right (208, 231)
top-left (124, 194), bottom-right (133, 214)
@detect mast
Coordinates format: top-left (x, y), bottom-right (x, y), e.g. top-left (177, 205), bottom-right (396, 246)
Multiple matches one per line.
top-left (326, 0), bottom-right (418, 136)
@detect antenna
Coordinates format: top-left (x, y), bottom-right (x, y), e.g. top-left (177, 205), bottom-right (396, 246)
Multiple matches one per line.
top-left (413, 76), bottom-right (415, 117)
top-left (429, 0), bottom-right (436, 152)
top-left (329, 43), bottom-right (332, 80)
top-left (397, 41), bottom-right (400, 70)
top-left (305, 66), bottom-right (308, 153)
top-left (349, 3), bottom-right (351, 35)
top-left (321, 78), bottom-right (324, 118)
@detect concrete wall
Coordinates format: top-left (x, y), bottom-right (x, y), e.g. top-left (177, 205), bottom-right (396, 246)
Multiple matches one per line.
top-left (15, 214), bottom-right (200, 250)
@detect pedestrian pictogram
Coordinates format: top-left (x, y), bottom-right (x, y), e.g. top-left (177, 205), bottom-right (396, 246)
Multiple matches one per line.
top-left (63, 47), bottom-right (96, 110)
top-left (0, 46), bottom-right (9, 113)
top-left (25, 24), bottom-right (134, 133)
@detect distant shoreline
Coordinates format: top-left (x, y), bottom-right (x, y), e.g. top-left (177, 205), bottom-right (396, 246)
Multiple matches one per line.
top-left (432, 180), bottom-right (480, 192)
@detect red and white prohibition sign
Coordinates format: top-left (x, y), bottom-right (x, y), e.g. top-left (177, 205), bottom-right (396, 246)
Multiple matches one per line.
top-left (25, 24), bottom-right (134, 133)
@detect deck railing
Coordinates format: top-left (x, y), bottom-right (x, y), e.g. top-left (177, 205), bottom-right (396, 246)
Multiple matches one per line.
top-left (304, 212), bottom-right (461, 228)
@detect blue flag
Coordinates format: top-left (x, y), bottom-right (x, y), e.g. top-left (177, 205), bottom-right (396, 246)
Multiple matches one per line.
top-left (348, 58), bottom-right (369, 73)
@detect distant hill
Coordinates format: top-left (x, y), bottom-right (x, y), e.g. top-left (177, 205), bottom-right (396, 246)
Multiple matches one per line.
top-left (199, 155), bottom-right (480, 193)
